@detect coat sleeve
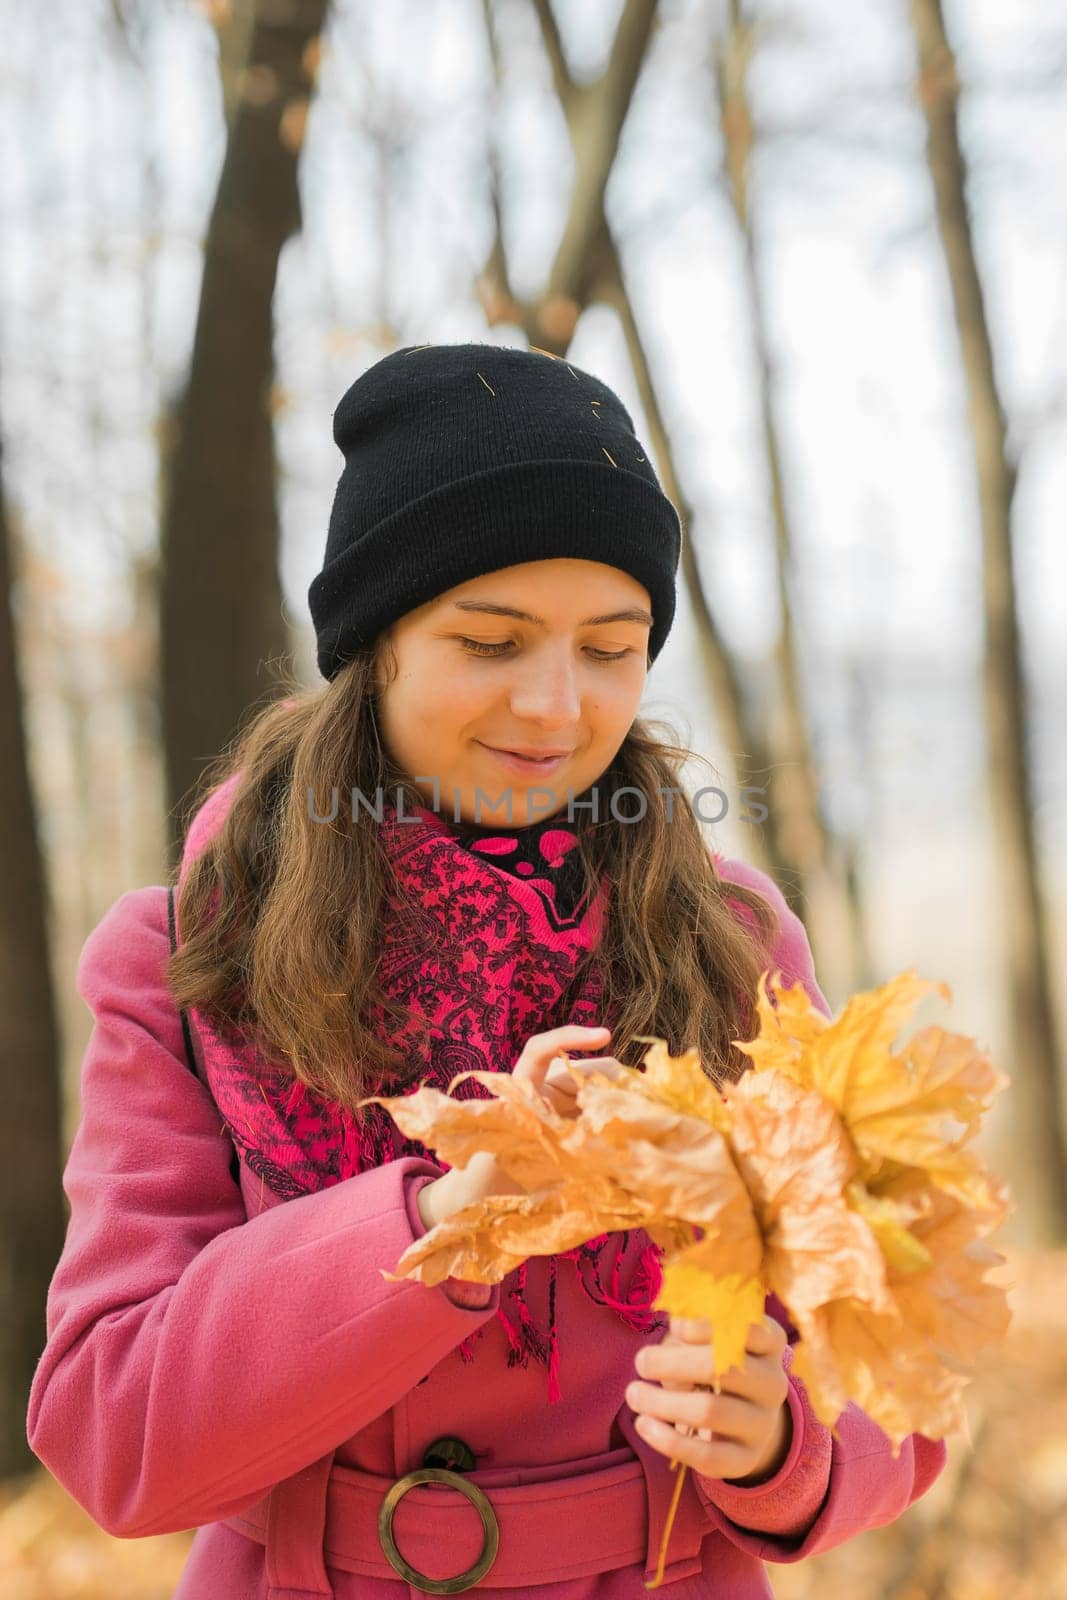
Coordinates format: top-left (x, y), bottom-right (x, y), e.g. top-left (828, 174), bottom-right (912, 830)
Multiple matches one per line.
top-left (710, 850), bottom-right (832, 1018)
top-left (25, 887), bottom-right (501, 1540)
top-left (405, 1174), bottom-right (495, 1308)
top-left (693, 1368), bottom-right (948, 1559)
top-left (689, 856), bottom-right (948, 1549)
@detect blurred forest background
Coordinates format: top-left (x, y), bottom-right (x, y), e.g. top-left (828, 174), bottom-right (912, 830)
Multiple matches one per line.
top-left (2, 0), bottom-right (1066, 1594)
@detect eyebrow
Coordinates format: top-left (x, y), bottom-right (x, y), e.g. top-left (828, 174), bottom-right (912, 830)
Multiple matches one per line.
top-left (449, 600), bottom-right (653, 628)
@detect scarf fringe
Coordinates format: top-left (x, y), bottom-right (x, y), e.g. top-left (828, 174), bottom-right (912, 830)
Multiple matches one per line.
top-left (449, 1233), bottom-right (665, 1404)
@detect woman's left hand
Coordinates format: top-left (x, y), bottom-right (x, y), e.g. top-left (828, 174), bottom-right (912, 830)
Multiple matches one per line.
top-left (626, 1313), bottom-right (792, 1485)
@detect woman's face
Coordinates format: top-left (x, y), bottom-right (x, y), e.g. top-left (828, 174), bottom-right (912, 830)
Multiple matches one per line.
top-left (372, 558), bottom-right (652, 828)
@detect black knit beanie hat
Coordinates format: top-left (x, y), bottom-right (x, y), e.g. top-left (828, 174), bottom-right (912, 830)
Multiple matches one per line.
top-left (308, 342), bottom-right (682, 681)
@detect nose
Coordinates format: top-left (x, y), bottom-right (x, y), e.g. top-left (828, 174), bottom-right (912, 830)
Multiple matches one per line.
top-left (508, 647), bottom-right (583, 727)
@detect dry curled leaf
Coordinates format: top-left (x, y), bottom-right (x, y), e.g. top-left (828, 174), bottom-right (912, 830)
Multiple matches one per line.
top-left (360, 1059), bottom-right (756, 1291)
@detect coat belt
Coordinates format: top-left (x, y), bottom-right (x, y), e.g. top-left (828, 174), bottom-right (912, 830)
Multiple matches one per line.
top-left (224, 1410), bottom-right (714, 1596)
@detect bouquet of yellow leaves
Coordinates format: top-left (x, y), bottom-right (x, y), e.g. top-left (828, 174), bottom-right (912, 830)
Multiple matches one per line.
top-left (361, 969), bottom-right (1012, 1458)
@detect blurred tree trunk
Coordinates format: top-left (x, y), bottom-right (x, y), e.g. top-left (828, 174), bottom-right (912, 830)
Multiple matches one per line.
top-left (709, 1), bottom-right (868, 994)
top-left (212, 0), bottom-right (258, 130)
top-left (0, 426), bottom-right (66, 1477)
top-left (910, 0), bottom-right (1067, 1241)
top-left (160, 0), bottom-right (327, 867)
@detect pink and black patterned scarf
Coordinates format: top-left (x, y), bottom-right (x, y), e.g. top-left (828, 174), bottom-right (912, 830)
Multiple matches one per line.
top-left (178, 775), bottom-right (666, 1401)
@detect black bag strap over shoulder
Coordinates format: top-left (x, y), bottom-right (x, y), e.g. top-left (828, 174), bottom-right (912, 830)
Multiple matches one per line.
top-left (166, 885), bottom-right (201, 1084)
top-left (167, 884), bottom-right (242, 1190)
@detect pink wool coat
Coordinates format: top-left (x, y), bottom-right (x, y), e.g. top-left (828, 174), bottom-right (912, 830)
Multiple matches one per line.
top-left (27, 855), bottom-right (946, 1598)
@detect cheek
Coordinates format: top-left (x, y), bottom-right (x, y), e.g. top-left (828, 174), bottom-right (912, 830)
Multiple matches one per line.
top-left (437, 665), bottom-right (494, 717)
top-left (595, 670), bottom-right (644, 719)
top-left (402, 660), bottom-right (495, 733)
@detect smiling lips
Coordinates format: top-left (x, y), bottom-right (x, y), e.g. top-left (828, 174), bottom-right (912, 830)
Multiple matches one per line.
top-left (477, 743), bottom-right (573, 771)
top-left (485, 745), bottom-right (572, 760)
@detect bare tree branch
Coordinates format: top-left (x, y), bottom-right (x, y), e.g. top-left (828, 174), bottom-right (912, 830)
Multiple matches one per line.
top-left (529, 0), bottom-right (577, 116)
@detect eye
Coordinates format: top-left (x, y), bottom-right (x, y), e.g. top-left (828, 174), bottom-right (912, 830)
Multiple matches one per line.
top-left (457, 638), bottom-right (512, 657)
top-left (457, 638), bottom-right (631, 662)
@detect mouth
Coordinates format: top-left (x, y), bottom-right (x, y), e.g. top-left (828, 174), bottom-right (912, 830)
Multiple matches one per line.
top-left (476, 742), bottom-right (573, 773)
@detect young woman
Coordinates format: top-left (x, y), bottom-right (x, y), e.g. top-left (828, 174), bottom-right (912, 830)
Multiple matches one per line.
top-left (28, 344), bottom-right (946, 1598)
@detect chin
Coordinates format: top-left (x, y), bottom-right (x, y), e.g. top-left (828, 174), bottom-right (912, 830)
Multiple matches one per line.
top-left (469, 792), bottom-right (573, 829)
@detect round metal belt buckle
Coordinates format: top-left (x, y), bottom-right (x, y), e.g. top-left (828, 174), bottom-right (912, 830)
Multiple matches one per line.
top-left (378, 1438), bottom-right (500, 1596)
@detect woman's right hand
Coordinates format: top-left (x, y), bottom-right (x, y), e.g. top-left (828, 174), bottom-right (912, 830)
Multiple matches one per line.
top-left (418, 1025), bottom-right (628, 1227)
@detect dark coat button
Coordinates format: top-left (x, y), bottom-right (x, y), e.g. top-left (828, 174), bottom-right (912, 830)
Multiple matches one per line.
top-left (422, 1435), bottom-right (478, 1472)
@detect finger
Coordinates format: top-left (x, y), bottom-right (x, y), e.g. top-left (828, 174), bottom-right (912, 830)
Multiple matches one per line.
top-left (633, 1414), bottom-right (766, 1480)
top-left (629, 1383), bottom-right (765, 1448)
top-left (639, 1340), bottom-right (718, 1386)
top-left (640, 1338), bottom-right (785, 1409)
top-left (715, 1355), bottom-right (788, 1410)
top-left (745, 1315), bottom-right (787, 1357)
top-left (639, 1342), bottom-right (754, 1402)
top-left (668, 1315), bottom-right (714, 1343)
top-left (519, 1028), bottom-right (612, 1076)
top-left (537, 1027), bottom-right (612, 1052)
top-left (628, 1372), bottom-right (714, 1446)
top-left (560, 1055), bottom-right (624, 1069)
top-left (558, 1056), bottom-right (629, 1082)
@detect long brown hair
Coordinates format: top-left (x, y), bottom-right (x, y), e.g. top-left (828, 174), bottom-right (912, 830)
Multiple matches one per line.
top-left (166, 640), bottom-right (780, 1122)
